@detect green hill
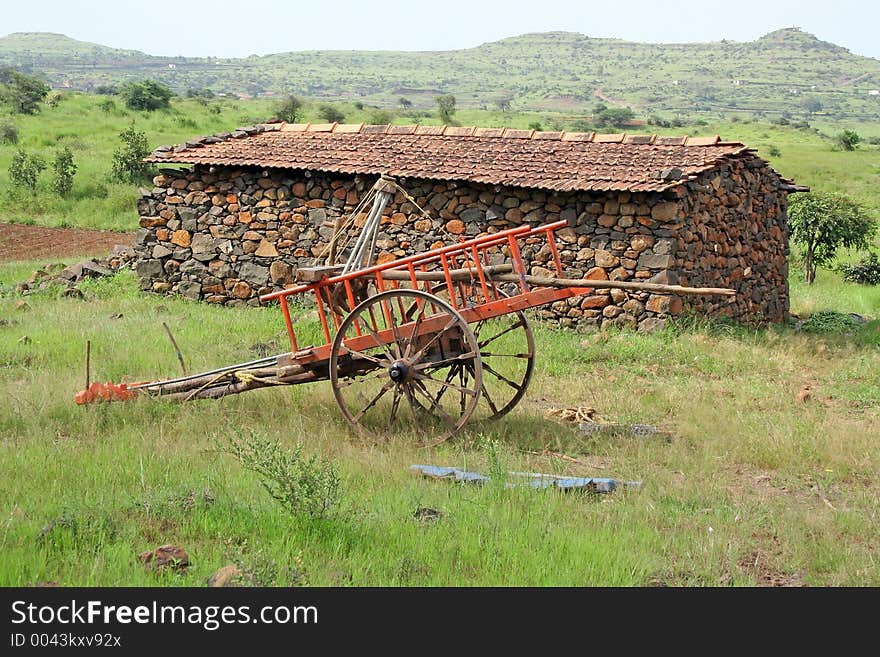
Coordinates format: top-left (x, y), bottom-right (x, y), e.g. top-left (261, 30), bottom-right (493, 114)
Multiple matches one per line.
top-left (1, 28), bottom-right (879, 120)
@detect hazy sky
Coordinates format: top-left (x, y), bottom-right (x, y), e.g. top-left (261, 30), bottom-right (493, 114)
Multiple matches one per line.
top-left (3, 0), bottom-right (879, 60)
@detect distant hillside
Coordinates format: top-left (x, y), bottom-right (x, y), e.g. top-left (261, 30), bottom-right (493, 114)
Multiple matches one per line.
top-left (1, 29), bottom-right (879, 120)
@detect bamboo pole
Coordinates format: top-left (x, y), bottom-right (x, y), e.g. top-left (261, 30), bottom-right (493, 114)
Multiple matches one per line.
top-left (486, 273), bottom-right (735, 296)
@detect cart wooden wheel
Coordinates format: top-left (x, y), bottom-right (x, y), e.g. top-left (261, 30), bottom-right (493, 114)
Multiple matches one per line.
top-left (410, 284), bottom-right (536, 420)
top-left (329, 289), bottom-right (483, 445)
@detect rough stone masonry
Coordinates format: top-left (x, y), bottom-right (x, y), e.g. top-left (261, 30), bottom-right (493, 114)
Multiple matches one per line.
top-left (135, 153), bottom-right (790, 331)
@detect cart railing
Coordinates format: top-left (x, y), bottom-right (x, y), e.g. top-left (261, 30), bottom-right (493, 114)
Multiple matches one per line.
top-left (260, 220), bottom-right (571, 357)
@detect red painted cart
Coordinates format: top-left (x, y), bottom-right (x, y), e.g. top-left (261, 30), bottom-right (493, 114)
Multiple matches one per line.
top-left (77, 186), bottom-right (733, 445)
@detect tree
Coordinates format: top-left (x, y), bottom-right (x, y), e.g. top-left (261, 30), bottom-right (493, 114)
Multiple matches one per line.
top-left (789, 192), bottom-right (877, 284)
top-left (110, 124), bottom-right (150, 183)
top-left (836, 130), bottom-right (861, 151)
top-left (318, 104), bottom-right (345, 123)
top-left (0, 68), bottom-right (49, 114)
top-left (596, 106), bottom-right (635, 128)
top-left (8, 149), bottom-right (46, 193)
top-left (276, 95), bottom-right (304, 123)
top-left (435, 94), bottom-right (456, 124)
top-left (52, 146), bottom-right (77, 197)
top-left (801, 97), bottom-right (823, 116)
top-left (119, 79), bottom-right (173, 111)
top-left (398, 97), bottom-right (412, 110)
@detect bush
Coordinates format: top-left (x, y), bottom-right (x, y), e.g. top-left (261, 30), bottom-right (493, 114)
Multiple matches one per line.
top-left (98, 98), bottom-right (116, 113)
top-left (52, 146), bottom-right (77, 197)
top-left (8, 148), bottom-right (46, 193)
top-left (836, 129), bottom-right (861, 151)
top-left (0, 68), bottom-right (49, 114)
top-left (367, 109), bottom-right (394, 124)
top-left (220, 431), bottom-right (340, 519)
top-left (767, 144), bottom-right (782, 157)
top-left (839, 252), bottom-right (880, 285)
top-left (119, 79), bottom-right (173, 111)
top-left (318, 104), bottom-right (345, 123)
top-left (0, 121), bottom-right (18, 145)
top-left (110, 124), bottom-right (150, 183)
top-left (800, 310), bottom-right (862, 334)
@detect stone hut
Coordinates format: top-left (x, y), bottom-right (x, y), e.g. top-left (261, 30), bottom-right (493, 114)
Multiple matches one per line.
top-left (138, 121), bottom-right (804, 330)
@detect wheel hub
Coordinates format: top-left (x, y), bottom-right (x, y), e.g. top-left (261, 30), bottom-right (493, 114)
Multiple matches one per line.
top-left (389, 360), bottom-right (411, 383)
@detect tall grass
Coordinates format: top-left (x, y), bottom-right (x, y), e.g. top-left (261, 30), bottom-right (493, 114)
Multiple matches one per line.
top-left (0, 265), bottom-right (877, 586)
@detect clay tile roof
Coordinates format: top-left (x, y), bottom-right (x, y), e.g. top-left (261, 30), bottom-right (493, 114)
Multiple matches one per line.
top-left (144, 122), bottom-right (760, 193)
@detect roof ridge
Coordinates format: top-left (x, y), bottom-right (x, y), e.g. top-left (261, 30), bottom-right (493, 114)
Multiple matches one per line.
top-left (151, 121), bottom-right (736, 156)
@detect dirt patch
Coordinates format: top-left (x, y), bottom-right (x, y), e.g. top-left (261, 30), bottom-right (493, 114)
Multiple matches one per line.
top-left (0, 222), bottom-right (136, 263)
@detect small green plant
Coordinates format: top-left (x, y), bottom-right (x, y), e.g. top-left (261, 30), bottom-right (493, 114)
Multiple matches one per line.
top-left (97, 98), bottom-right (116, 113)
top-left (480, 434), bottom-right (507, 488)
top-left (839, 252), bottom-right (880, 285)
top-left (51, 146), bottom-right (77, 197)
top-left (767, 144), bottom-right (782, 157)
top-left (110, 123), bottom-right (150, 183)
top-left (836, 130), bottom-right (860, 151)
top-left (800, 310), bottom-right (862, 334)
top-left (8, 148), bottom-right (46, 193)
top-left (0, 121), bottom-right (18, 145)
top-left (220, 431), bottom-right (340, 519)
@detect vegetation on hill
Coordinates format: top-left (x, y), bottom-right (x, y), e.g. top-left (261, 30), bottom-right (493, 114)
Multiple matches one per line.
top-left (1, 28), bottom-right (878, 121)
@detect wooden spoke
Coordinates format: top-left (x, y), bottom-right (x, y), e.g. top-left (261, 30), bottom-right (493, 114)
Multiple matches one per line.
top-left (329, 288), bottom-right (482, 442)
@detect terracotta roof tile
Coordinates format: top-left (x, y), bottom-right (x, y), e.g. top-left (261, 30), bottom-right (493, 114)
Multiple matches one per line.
top-left (593, 133), bottom-right (626, 143)
top-left (334, 122), bottom-right (364, 133)
top-left (444, 126), bottom-right (477, 136)
top-left (560, 131), bottom-right (594, 142)
top-left (684, 135), bottom-right (721, 146)
top-left (144, 122), bottom-right (759, 193)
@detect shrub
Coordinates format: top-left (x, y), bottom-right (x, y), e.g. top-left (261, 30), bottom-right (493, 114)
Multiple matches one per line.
top-left (52, 146), bottom-right (77, 197)
top-left (839, 252), bottom-right (880, 285)
top-left (98, 98), bottom-right (116, 113)
top-left (318, 104), bottom-right (345, 123)
top-left (0, 121), bottom-right (18, 145)
top-left (367, 109), bottom-right (394, 125)
top-left (119, 79), bottom-right (173, 111)
top-left (110, 124), bottom-right (150, 183)
top-left (220, 431), bottom-right (340, 519)
top-left (767, 144), bottom-right (782, 157)
top-left (8, 148), bottom-right (46, 193)
top-left (800, 310), bottom-right (862, 334)
top-left (836, 130), bottom-right (861, 151)
top-left (0, 68), bottom-right (49, 114)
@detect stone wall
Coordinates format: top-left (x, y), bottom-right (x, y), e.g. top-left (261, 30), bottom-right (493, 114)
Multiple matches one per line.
top-left (134, 156), bottom-right (789, 329)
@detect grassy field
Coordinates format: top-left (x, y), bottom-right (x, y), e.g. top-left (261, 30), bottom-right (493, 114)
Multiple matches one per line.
top-left (0, 262), bottom-right (877, 587)
top-left (0, 88), bottom-right (878, 587)
top-left (1, 92), bottom-right (879, 232)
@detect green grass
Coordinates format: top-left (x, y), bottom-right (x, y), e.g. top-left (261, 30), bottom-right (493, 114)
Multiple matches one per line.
top-left (2, 92), bottom-right (879, 232)
top-left (1, 265), bottom-right (877, 586)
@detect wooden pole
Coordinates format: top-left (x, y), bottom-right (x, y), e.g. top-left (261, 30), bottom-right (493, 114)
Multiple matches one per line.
top-left (162, 322), bottom-right (187, 374)
top-left (85, 340), bottom-right (91, 391)
top-left (486, 273), bottom-right (736, 297)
